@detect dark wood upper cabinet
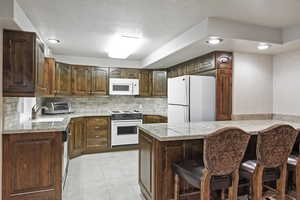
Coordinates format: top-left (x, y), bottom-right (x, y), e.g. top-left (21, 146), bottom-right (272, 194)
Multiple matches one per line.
top-left (91, 67), bottom-right (108, 96)
top-left (152, 70), bottom-right (167, 97)
top-left (3, 29), bottom-right (37, 97)
top-left (109, 68), bottom-right (140, 79)
top-left (216, 68), bottom-right (232, 120)
top-left (55, 62), bottom-right (72, 96)
top-left (3, 132), bottom-right (62, 200)
top-left (71, 65), bottom-right (91, 96)
top-left (109, 68), bottom-right (122, 78)
top-left (69, 118), bottom-right (86, 159)
top-left (139, 70), bottom-right (152, 97)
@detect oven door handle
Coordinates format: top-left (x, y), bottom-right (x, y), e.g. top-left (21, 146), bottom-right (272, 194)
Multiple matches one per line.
top-left (111, 120), bottom-right (142, 124)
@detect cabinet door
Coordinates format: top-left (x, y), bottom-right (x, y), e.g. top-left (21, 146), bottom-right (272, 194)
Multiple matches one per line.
top-left (71, 65), bottom-right (91, 96)
top-left (85, 117), bottom-right (110, 152)
top-left (143, 115), bottom-right (167, 124)
top-left (36, 41), bottom-right (48, 96)
top-left (216, 68), bottom-right (232, 120)
top-left (123, 68), bottom-right (140, 79)
top-left (3, 30), bottom-right (36, 97)
top-left (109, 68), bottom-right (122, 78)
top-left (91, 67), bottom-right (108, 96)
top-left (152, 71), bottom-right (167, 97)
top-left (69, 118), bottom-right (86, 158)
top-left (139, 132), bottom-right (154, 199)
top-left (3, 132), bottom-right (62, 200)
top-left (139, 70), bottom-right (152, 97)
top-left (55, 62), bottom-right (72, 96)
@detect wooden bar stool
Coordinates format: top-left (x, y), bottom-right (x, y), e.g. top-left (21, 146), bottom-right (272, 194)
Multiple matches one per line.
top-left (172, 127), bottom-right (251, 200)
top-left (287, 138), bottom-right (300, 200)
top-left (240, 124), bottom-right (298, 200)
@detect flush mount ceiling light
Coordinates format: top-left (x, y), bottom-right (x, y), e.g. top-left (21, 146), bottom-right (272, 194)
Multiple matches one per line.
top-left (257, 43), bottom-right (271, 50)
top-left (107, 35), bottom-right (142, 59)
top-left (206, 36), bottom-right (223, 45)
top-left (47, 39), bottom-right (60, 44)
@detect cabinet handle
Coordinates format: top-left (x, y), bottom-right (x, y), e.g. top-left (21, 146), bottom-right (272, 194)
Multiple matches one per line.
top-left (95, 136), bottom-right (100, 138)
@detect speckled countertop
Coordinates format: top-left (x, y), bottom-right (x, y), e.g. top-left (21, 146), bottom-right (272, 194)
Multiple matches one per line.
top-left (3, 112), bottom-right (166, 134)
top-left (138, 120), bottom-right (300, 141)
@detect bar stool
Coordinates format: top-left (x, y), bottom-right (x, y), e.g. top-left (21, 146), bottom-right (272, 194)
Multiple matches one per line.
top-left (172, 127), bottom-right (251, 200)
top-left (240, 124), bottom-right (298, 200)
top-left (287, 138), bottom-right (300, 200)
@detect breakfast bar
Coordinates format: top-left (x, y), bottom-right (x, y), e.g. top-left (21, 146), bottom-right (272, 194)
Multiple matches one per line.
top-left (138, 120), bottom-right (300, 200)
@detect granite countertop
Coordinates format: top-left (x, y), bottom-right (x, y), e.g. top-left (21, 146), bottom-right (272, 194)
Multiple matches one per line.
top-left (138, 120), bottom-right (300, 141)
top-left (3, 112), bottom-right (167, 134)
top-left (3, 112), bottom-right (111, 134)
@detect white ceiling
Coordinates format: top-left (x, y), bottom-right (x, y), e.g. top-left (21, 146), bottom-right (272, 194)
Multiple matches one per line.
top-left (16, 0), bottom-right (300, 64)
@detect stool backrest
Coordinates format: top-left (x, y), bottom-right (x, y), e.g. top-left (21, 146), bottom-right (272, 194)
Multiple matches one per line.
top-left (257, 124), bottom-right (298, 168)
top-left (203, 127), bottom-right (251, 176)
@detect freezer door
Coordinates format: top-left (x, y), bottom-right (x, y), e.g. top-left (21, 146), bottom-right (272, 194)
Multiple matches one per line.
top-left (168, 75), bottom-right (189, 105)
top-left (190, 76), bottom-right (216, 121)
top-left (168, 105), bottom-right (189, 124)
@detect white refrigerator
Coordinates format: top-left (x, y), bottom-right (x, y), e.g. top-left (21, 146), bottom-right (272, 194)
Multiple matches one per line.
top-left (168, 75), bottom-right (216, 123)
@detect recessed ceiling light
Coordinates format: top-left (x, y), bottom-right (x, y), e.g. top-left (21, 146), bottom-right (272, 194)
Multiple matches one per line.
top-left (206, 36), bottom-right (223, 45)
top-left (107, 35), bottom-right (142, 59)
top-left (47, 39), bottom-right (60, 44)
top-left (257, 43), bottom-right (271, 50)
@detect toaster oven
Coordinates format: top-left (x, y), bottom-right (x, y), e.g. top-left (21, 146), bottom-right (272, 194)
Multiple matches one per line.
top-left (44, 102), bottom-right (73, 115)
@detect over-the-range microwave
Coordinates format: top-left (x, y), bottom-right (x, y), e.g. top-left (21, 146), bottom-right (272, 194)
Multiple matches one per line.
top-left (109, 78), bottom-right (139, 95)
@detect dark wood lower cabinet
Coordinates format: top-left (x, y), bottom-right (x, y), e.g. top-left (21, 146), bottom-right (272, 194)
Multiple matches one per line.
top-left (69, 117), bottom-right (111, 158)
top-left (3, 132), bottom-right (62, 200)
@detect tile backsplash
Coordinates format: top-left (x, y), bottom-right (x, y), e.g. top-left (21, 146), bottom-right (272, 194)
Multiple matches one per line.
top-left (41, 96), bottom-right (168, 116)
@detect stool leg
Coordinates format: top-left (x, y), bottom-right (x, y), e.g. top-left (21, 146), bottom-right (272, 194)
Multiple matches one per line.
top-left (228, 169), bottom-right (239, 200)
top-left (296, 161), bottom-right (300, 200)
top-left (174, 174), bottom-right (180, 200)
top-left (200, 171), bottom-right (211, 200)
top-left (252, 165), bottom-right (264, 200)
top-left (276, 164), bottom-right (287, 200)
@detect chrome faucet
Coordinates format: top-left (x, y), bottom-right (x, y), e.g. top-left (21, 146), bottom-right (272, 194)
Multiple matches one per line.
top-left (32, 104), bottom-right (48, 120)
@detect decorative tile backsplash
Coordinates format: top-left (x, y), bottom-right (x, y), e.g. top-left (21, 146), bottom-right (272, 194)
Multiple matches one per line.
top-left (41, 96), bottom-right (168, 116)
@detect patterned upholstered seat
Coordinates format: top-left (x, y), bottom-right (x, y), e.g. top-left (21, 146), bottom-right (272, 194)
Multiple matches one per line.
top-left (240, 124), bottom-right (298, 200)
top-left (173, 127), bottom-right (251, 200)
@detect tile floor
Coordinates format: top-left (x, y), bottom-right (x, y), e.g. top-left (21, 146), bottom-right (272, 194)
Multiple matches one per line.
top-left (63, 150), bottom-right (144, 200)
top-left (63, 150), bottom-right (249, 200)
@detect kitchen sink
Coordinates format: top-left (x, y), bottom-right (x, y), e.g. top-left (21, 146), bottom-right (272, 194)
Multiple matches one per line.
top-left (31, 117), bottom-right (65, 123)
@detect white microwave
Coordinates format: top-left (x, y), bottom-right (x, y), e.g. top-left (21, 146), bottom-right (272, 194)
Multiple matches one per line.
top-left (109, 78), bottom-right (139, 95)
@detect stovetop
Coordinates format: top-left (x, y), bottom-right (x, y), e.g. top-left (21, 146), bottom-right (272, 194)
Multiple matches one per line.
top-left (111, 110), bottom-right (143, 120)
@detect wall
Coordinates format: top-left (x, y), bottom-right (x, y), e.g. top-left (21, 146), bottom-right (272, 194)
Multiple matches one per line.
top-left (273, 50), bottom-right (300, 116)
top-left (54, 55), bottom-right (141, 68)
top-left (42, 96), bottom-right (167, 116)
top-left (232, 52), bottom-right (273, 116)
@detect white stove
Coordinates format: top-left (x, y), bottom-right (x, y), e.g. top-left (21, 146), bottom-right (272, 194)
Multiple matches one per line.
top-left (111, 110), bottom-right (143, 146)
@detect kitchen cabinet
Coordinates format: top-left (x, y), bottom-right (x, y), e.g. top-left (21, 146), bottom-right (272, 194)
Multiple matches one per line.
top-left (91, 67), bottom-right (108, 96)
top-left (143, 115), bottom-right (168, 124)
top-left (139, 70), bottom-right (152, 97)
top-left (54, 62), bottom-right (72, 96)
top-left (37, 57), bottom-right (55, 97)
top-left (36, 40), bottom-right (48, 96)
top-left (69, 117), bottom-right (110, 158)
top-left (71, 65), bottom-right (91, 96)
top-left (216, 68), bottom-right (232, 120)
top-left (3, 132), bottom-right (62, 200)
top-left (109, 68), bottom-right (140, 79)
top-left (69, 118), bottom-right (86, 158)
top-left (85, 117), bottom-right (110, 152)
top-left (3, 29), bottom-right (37, 97)
top-left (152, 70), bottom-right (167, 97)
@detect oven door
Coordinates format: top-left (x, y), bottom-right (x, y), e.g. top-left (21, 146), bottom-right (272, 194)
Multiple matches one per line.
top-left (111, 120), bottom-right (142, 146)
top-left (109, 78), bottom-right (133, 95)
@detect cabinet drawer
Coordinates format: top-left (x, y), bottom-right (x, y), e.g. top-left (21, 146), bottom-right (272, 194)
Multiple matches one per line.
top-left (87, 130), bottom-right (108, 138)
top-left (87, 117), bottom-right (108, 126)
top-left (86, 138), bottom-right (108, 148)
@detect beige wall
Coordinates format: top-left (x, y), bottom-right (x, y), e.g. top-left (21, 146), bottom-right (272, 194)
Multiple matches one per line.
top-left (273, 50), bottom-right (300, 116)
top-left (232, 52), bottom-right (273, 115)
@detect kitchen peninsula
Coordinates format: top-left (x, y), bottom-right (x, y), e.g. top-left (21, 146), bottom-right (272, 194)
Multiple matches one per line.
top-left (138, 120), bottom-right (300, 200)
